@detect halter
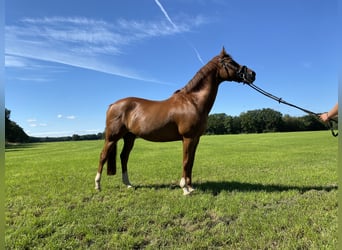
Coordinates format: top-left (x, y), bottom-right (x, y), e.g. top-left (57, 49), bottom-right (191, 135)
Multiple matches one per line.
top-left (220, 58), bottom-right (248, 82)
top-left (237, 65), bottom-right (248, 81)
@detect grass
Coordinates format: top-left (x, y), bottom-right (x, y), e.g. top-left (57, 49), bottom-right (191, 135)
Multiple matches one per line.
top-left (5, 131), bottom-right (338, 249)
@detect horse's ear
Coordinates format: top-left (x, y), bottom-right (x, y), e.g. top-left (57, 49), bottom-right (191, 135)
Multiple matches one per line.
top-left (220, 47), bottom-right (227, 57)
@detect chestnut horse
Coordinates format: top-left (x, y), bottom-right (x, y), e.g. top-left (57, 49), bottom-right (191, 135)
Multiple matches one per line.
top-left (95, 48), bottom-right (256, 195)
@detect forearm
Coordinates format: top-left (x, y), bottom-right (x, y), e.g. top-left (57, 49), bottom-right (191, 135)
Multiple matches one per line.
top-left (327, 103), bottom-right (338, 119)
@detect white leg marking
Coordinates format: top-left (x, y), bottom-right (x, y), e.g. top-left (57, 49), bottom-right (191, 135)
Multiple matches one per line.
top-left (183, 187), bottom-right (191, 195)
top-left (180, 177), bottom-right (186, 188)
top-left (188, 186), bottom-right (195, 193)
top-left (122, 171), bottom-right (132, 188)
top-left (180, 177), bottom-right (195, 195)
top-left (95, 172), bottom-right (101, 190)
top-left (180, 177), bottom-right (193, 195)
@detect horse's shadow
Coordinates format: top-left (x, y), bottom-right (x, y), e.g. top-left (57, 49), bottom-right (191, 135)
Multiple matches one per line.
top-left (196, 181), bottom-right (337, 196)
top-left (135, 181), bottom-right (337, 195)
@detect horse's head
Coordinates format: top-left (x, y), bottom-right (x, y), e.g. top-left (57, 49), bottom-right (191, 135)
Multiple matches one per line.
top-left (217, 47), bottom-right (256, 84)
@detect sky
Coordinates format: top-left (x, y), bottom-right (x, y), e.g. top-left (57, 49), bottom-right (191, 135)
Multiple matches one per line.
top-left (5, 0), bottom-right (339, 137)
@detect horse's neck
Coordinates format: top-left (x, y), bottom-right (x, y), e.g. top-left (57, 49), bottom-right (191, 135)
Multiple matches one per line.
top-left (182, 60), bottom-right (221, 114)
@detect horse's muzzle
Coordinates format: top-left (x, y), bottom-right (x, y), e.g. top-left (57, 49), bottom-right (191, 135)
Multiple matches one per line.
top-left (244, 70), bottom-right (256, 84)
top-left (237, 65), bottom-right (255, 84)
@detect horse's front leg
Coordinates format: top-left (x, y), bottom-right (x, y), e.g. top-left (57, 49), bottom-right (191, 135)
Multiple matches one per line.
top-left (180, 137), bottom-right (200, 195)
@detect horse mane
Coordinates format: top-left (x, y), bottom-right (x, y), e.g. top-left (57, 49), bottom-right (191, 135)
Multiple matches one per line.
top-left (175, 54), bottom-right (231, 94)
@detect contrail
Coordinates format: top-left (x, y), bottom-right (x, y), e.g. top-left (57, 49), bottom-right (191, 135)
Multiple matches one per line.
top-left (192, 47), bottom-right (204, 65)
top-left (154, 0), bottom-right (177, 30)
top-left (154, 0), bottom-right (204, 65)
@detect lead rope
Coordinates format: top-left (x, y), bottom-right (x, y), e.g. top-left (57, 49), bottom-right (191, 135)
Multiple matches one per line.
top-left (329, 120), bottom-right (338, 137)
top-left (247, 83), bottom-right (338, 137)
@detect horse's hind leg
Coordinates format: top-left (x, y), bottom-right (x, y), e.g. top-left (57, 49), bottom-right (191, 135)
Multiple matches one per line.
top-left (120, 133), bottom-right (136, 188)
top-left (95, 140), bottom-right (116, 190)
top-left (180, 137), bottom-right (199, 195)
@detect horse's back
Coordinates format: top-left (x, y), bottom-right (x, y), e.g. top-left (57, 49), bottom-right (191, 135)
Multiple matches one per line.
top-left (105, 97), bottom-right (183, 141)
top-left (107, 97), bottom-right (164, 118)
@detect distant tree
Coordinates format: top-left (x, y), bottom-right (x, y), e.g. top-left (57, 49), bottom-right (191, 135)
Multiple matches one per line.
top-left (223, 115), bottom-right (234, 134)
top-left (240, 110), bottom-right (259, 133)
top-left (259, 108), bottom-right (283, 132)
top-left (206, 113), bottom-right (228, 134)
top-left (231, 116), bottom-right (242, 134)
top-left (240, 108), bottom-right (283, 133)
top-left (5, 108), bottom-right (29, 143)
top-left (282, 114), bottom-right (301, 132)
top-left (72, 134), bottom-right (81, 141)
top-left (97, 132), bottom-right (104, 140)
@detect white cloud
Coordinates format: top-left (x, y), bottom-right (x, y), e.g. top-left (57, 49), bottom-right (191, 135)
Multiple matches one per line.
top-left (5, 15), bottom-right (207, 83)
top-left (5, 54), bottom-right (68, 82)
top-left (27, 118), bottom-right (47, 127)
top-left (28, 129), bottom-right (102, 137)
top-left (5, 55), bottom-right (29, 67)
top-left (57, 114), bottom-right (76, 120)
top-left (13, 76), bottom-right (52, 82)
top-left (28, 130), bottom-right (74, 137)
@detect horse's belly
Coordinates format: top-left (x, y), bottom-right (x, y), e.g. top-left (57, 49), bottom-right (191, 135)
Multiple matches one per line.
top-left (131, 122), bottom-right (182, 142)
top-left (140, 134), bottom-right (182, 142)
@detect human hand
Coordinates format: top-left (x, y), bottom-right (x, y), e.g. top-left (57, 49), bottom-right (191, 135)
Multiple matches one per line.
top-left (319, 112), bottom-right (329, 122)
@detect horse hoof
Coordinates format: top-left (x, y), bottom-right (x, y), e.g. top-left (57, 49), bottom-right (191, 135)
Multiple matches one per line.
top-left (188, 186), bottom-right (195, 193)
top-left (127, 185), bottom-right (133, 189)
top-left (183, 187), bottom-right (194, 195)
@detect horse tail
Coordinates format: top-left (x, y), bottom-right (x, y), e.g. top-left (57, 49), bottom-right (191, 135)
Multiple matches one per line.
top-left (107, 143), bottom-right (117, 175)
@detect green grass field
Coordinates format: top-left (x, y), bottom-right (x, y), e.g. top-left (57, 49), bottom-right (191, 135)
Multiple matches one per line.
top-left (5, 131), bottom-right (338, 249)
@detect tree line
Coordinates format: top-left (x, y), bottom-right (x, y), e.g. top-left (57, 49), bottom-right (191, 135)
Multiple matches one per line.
top-left (206, 108), bottom-right (329, 135)
top-left (29, 133), bottom-right (104, 143)
top-left (5, 108), bottom-right (331, 143)
top-left (5, 109), bottom-right (30, 143)
top-left (5, 108), bottom-right (104, 143)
